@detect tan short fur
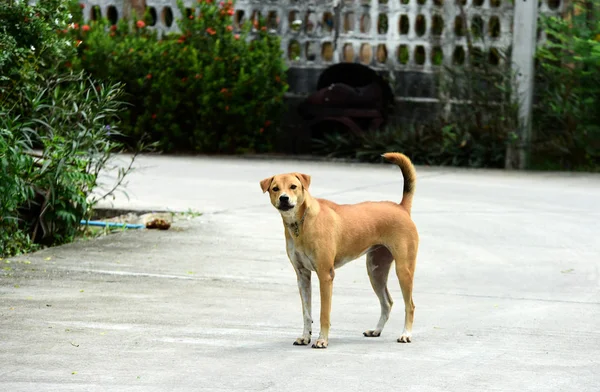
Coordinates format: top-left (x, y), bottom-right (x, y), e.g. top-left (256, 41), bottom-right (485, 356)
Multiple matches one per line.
top-left (260, 152), bottom-right (419, 349)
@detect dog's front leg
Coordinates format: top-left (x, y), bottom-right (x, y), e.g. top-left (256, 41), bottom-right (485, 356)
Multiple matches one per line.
top-left (293, 266), bottom-right (312, 346)
top-left (313, 264), bottom-right (334, 349)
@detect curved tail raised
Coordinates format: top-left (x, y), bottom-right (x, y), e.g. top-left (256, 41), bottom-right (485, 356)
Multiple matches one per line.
top-left (382, 152), bottom-right (417, 214)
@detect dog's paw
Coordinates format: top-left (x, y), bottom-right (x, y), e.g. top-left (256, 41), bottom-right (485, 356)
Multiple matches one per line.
top-left (311, 339), bottom-right (328, 349)
top-left (397, 334), bottom-right (412, 343)
top-left (363, 330), bottom-right (381, 337)
top-left (293, 337), bottom-right (311, 346)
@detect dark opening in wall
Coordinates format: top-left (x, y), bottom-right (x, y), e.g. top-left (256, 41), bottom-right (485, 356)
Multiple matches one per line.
top-left (488, 48), bottom-right (501, 66)
top-left (470, 47), bottom-right (484, 67)
top-left (431, 46), bottom-right (443, 66)
top-left (399, 14), bottom-right (409, 35)
top-left (360, 13), bottom-right (371, 33)
top-left (547, 0), bottom-right (561, 9)
top-left (147, 6), bottom-right (157, 26)
top-left (417, 0), bottom-right (426, 4)
top-left (251, 10), bottom-right (262, 30)
top-left (433, 0), bottom-right (444, 5)
top-left (161, 7), bottom-right (173, 27)
top-left (473, 0), bottom-right (484, 6)
top-left (490, 0), bottom-right (501, 7)
top-left (288, 40), bottom-right (301, 61)
top-left (453, 46), bottom-right (465, 65)
top-left (378, 13), bottom-right (388, 34)
top-left (323, 12), bottom-right (334, 33)
top-left (107, 6), bottom-right (118, 25)
top-left (398, 45), bottom-right (409, 64)
top-left (343, 12), bottom-right (355, 33)
top-left (288, 11), bottom-right (300, 32)
top-left (305, 12), bottom-right (317, 34)
top-left (185, 8), bottom-right (193, 19)
top-left (266, 11), bottom-right (279, 30)
top-left (489, 16), bottom-right (500, 38)
top-left (454, 16), bottom-right (465, 36)
top-left (471, 15), bottom-right (483, 39)
top-left (414, 46), bottom-right (426, 65)
top-left (415, 14), bottom-right (426, 36)
top-left (401, 0), bottom-right (409, 4)
top-left (432, 14), bottom-right (444, 36)
top-left (90, 5), bottom-right (101, 21)
top-left (306, 42), bottom-right (318, 61)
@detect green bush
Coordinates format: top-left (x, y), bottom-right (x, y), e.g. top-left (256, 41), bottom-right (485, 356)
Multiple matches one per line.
top-left (533, 2), bottom-right (600, 170)
top-left (66, 0), bottom-right (288, 154)
top-left (1, 0), bottom-right (136, 258)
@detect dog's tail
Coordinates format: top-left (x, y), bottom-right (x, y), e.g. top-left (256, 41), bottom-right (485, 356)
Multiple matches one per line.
top-left (382, 152), bottom-right (417, 214)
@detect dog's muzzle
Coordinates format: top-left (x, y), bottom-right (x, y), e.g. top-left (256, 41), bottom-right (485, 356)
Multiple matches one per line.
top-left (278, 195), bottom-right (294, 211)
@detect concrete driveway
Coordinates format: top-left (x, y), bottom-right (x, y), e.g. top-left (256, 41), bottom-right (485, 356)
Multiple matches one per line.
top-left (1, 155), bottom-right (599, 391)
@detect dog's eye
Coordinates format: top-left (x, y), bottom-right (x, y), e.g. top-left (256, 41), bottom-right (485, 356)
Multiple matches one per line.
top-left (290, 185), bottom-right (297, 190)
top-left (272, 187), bottom-right (279, 192)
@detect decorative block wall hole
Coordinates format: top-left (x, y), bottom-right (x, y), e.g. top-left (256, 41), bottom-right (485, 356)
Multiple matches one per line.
top-left (433, 0), bottom-right (444, 5)
top-left (490, 0), bottom-right (501, 7)
top-left (288, 11), bottom-right (300, 32)
top-left (360, 43), bottom-right (373, 64)
top-left (360, 0), bottom-right (371, 5)
top-left (432, 14), bottom-right (444, 36)
top-left (399, 15), bottom-right (409, 35)
top-left (148, 7), bottom-right (157, 26)
top-left (185, 8), bottom-right (193, 19)
top-left (343, 43), bottom-right (355, 62)
top-left (398, 44), bottom-right (409, 64)
top-left (306, 42), bottom-right (318, 61)
top-left (414, 46), bottom-right (426, 65)
top-left (456, 0), bottom-right (466, 5)
top-left (322, 42), bottom-right (334, 61)
top-left (453, 46), bottom-right (465, 65)
top-left (416, 15), bottom-right (426, 36)
top-left (376, 44), bottom-right (388, 63)
top-left (251, 10), bottom-right (261, 29)
top-left (431, 46), bottom-right (443, 66)
top-left (360, 14), bottom-right (371, 33)
top-left (305, 12), bottom-right (317, 34)
top-left (472, 15), bottom-right (483, 38)
top-left (379, 0), bottom-right (389, 4)
top-left (288, 40), bottom-right (301, 61)
top-left (473, 0), bottom-right (484, 7)
top-left (417, 0), bottom-right (426, 4)
top-left (161, 7), bottom-right (173, 27)
top-left (266, 11), bottom-right (278, 30)
top-left (401, 0), bottom-right (409, 5)
top-left (323, 12), bottom-right (335, 33)
top-left (547, 0), bottom-right (560, 9)
top-left (378, 14), bottom-right (388, 34)
top-left (454, 16), bottom-right (465, 36)
top-left (470, 47), bottom-right (484, 67)
top-left (90, 5), bottom-right (101, 21)
top-left (344, 12), bottom-right (355, 33)
top-left (489, 47), bottom-right (500, 65)
top-left (107, 5), bottom-right (118, 25)
top-left (489, 16), bottom-right (500, 38)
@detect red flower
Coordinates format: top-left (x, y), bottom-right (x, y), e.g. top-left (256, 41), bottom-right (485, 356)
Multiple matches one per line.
top-left (259, 128), bottom-right (264, 134)
top-left (265, 120), bottom-right (272, 127)
top-left (146, 74), bottom-right (152, 79)
top-left (110, 25), bottom-right (117, 31)
top-left (261, 26), bottom-right (266, 31)
top-left (151, 114), bottom-right (157, 120)
top-left (75, 40), bottom-right (82, 47)
top-left (226, 25), bottom-right (233, 32)
top-left (227, 9), bottom-right (234, 16)
top-left (234, 34), bottom-right (240, 40)
top-left (195, 74), bottom-right (202, 79)
top-left (65, 61), bottom-right (72, 68)
top-left (74, 23), bottom-right (79, 29)
top-left (110, 32), bottom-right (115, 37)
top-left (79, 3), bottom-right (85, 8)
top-left (225, 106), bottom-right (229, 111)
top-left (188, 14), bottom-right (194, 19)
top-left (181, 77), bottom-right (188, 83)
top-left (136, 20), bottom-right (146, 28)
top-left (220, 88), bottom-right (228, 94)
top-left (275, 76), bottom-right (281, 83)
top-left (82, 25), bottom-right (90, 31)
top-left (206, 27), bottom-right (216, 35)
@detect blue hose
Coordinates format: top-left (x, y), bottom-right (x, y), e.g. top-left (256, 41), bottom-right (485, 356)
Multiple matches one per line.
top-left (80, 220), bottom-right (145, 229)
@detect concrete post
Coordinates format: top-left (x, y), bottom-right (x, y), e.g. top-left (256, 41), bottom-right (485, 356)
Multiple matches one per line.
top-left (508, 0), bottom-right (539, 170)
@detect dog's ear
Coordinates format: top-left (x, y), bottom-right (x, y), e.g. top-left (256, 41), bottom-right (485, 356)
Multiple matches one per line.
top-left (259, 176), bottom-right (274, 193)
top-left (294, 173), bottom-right (311, 190)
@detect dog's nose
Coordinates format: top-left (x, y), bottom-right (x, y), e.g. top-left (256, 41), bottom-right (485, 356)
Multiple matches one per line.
top-left (279, 195), bottom-right (290, 203)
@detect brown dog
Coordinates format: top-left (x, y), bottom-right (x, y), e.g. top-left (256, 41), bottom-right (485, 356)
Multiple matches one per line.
top-left (260, 152), bottom-right (419, 349)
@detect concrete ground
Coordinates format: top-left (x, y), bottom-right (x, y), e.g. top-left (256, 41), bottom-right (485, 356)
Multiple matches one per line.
top-left (1, 155), bottom-right (599, 392)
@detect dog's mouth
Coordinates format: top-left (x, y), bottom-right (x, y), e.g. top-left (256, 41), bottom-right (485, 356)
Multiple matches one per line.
top-left (277, 203), bottom-right (294, 211)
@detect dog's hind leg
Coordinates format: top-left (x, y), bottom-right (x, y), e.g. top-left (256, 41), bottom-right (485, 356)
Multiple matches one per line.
top-left (363, 246), bottom-right (394, 338)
